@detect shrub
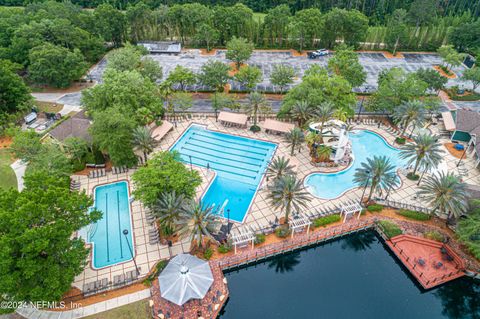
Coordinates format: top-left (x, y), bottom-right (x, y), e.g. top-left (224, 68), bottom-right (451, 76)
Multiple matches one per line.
top-left (377, 220), bottom-right (402, 239)
top-left (398, 209), bottom-right (431, 221)
top-left (71, 160), bottom-right (85, 172)
top-left (367, 204), bottom-right (383, 212)
top-left (275, 226), bottom-right (291, 238)
top-left (218, 243), bottom-right (232, 254)
top-left (395, 137), bottom-right (406, 144)
top-left (406, 172), bottom-right (420, 181)
top-left (254, 233), bottom-right (266, 245)
top-left (313, 214), bottom-right (341, 227)
top-left (250, 125), bottom-right (261, 132)
top-left (203, 247), bottom-right (213, 260)
top-left (143, 259), bottom-right (168, 286)
top-left (424, 230), bottom-right (445, 242)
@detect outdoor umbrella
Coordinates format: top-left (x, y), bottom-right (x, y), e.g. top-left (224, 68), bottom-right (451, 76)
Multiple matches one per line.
top-left (158, 253), bottom-right (214, 306)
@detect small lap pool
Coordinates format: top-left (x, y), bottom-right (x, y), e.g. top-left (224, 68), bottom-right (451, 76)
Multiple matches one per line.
top-left (170, 124), bottom-right (276, 222)
top-left (86, 181), bottom-right (135, 269)
top-left (304, 130), bottom-right (406, 199)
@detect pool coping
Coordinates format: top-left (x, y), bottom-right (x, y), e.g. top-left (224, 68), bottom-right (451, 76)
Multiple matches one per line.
top-left (86, 180), bottom-right (137, 270)
top-left (169, 122), bottom-right (279, 224)
top-left (303, 129), bottom-right (405, 201)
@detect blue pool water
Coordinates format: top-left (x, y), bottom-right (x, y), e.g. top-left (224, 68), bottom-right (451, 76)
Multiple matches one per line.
top-left (86, 181), bottom-right (134, 269)
top-left (170, 124), bottom-right (276, 222)
top-left (304, 130), bottom-right (406, 199)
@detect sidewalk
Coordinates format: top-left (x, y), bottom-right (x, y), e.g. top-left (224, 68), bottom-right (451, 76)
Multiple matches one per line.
top-left (15, 289), bottom-right (150, 319)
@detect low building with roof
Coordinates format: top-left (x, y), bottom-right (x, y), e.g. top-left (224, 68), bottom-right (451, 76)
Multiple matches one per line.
top-left (42, 110), bottom-right (92, 144)
top-left (446, 109), bottom-right (480, 167)
top-left (138, 41), bottom-right (181, 54)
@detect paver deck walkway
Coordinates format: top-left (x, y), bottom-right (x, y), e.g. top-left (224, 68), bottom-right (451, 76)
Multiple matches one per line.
top-left (16, 289), bottom-right (150, 319)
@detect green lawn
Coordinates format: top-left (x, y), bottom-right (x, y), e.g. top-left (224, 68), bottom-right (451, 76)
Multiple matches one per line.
top-left (83, 300), bottom-right (151, 319)
top-left (0, 149), bottom-right (17, 191)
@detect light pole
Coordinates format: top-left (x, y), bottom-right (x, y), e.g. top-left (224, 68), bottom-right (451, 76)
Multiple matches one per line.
top-left (189, 155), bottom-right (193, 171)
top-left (360, 170), bottom-right (371, 203)
top-left (357, 95), bottom-right (366, 122)
top-left (226, 209), bottom-right (231, 236)
top-left (123, 229), bottom-right (140, 276)
top-left (456, 145), bottom-right (468, 167)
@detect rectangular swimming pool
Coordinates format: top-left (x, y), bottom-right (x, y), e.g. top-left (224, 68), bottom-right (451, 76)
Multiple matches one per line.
top-left (170, 124), bottom-right (276, 223)
top-left (86, 181), bottom-right (135, 269)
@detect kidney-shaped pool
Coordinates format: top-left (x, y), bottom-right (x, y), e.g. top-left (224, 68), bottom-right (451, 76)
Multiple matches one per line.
top-left (304, 130), bottom-right (407, 199)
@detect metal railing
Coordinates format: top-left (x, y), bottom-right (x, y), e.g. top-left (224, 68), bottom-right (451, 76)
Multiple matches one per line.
top-left (217, 219), bottom-right (375, 270)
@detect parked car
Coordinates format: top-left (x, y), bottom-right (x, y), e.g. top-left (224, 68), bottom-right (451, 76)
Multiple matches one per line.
top-left (307, 49), bottom-right (329, 59)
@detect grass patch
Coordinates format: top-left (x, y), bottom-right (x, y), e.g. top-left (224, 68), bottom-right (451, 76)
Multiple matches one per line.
top-left (313, 214), bottom-right (341, 227)
top-left (446, 87), bottom-right (480, 101)
top-left (367, 204), bottom-right (383, 212)
top-left (397, 209), bottom-right (431, 221)
top-left (424, 230), bottom-right (445, 242)
top-left (395, 137), bottom-right (406, 144)
top-left (0, 149), bottom-right (17, 190)
top-left (34, 101), bottom-right (64, 113)
top-left (83, 299), bottom-right (150, 319)
top-left (377, 220), bottom-right (402, 239)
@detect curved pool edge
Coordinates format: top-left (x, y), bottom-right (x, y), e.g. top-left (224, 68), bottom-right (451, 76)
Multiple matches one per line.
top-left (303, 129), bottom-right (405, 200)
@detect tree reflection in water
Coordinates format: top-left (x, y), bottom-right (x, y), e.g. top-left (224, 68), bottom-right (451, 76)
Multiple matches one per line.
top-left (267, 252), bottom-right (301, 273)
top-left (435, 277), bottom-right (480, 319)
top-left (341, 231), bottom-right (378, 252)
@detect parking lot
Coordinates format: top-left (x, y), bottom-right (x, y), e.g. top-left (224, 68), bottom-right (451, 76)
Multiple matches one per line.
top-left (88, 50), bottom-right (464, 93)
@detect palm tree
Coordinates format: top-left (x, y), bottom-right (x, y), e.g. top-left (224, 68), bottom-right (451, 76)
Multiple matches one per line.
top-left (285, 127), bottom-right (305, 156)
top-left (399, 133), bottom-right (444, 176)
top-left (418, 172), bottom-right (468, 222)
top-left (316, 145), bottom-right (332, 162)
top-left (152, 191), bottom-right (188, 234)
top-left (354, 156), bottom-right (398, 202)
top-left (290, 100), bottom-right (312, 127)
top-left (266, 156), bottom-right (295, 181)
top-left (176, 201), bottom-right (220, 248)
top-left (245, 91), bottom-right (269, 129)
top-left (267, 175), bottom-right (311, 222)
top-left (393, 100), bottom-right (425, 137)
top-left (133, 126), bottom-right (156, 162)
top-left (314, 102), bottom-right (334, 142)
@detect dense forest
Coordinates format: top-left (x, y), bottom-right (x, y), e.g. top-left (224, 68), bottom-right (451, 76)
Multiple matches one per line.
top-left (1, 0), bottom-right (479, 19)
top-left (1, 0), bottom-right (479, 59)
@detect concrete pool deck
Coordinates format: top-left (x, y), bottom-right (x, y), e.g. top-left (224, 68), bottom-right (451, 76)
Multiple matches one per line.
top-left (70, 165), bottom-right (214, 293)
top-left (45, 115), bottom-right (480, 317)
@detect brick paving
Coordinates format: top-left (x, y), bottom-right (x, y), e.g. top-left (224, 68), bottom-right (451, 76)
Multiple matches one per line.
top-left (150, 264), bottom-right (228, 319)
top-left (386, 235), bottom-right (465, 289)
top-left (60, 115), bottom-right (480, 315)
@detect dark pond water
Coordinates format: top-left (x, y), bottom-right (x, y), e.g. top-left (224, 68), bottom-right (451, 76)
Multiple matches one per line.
top-left (219, 231), bottom-right (480, 319)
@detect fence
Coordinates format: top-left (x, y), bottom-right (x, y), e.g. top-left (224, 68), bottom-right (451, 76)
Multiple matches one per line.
top-left (216, 219), bottom-right (376, 271)
top-left (388, 239), bottom-right (464, 289)
top-left (375, 198), bottom-right (433, 215)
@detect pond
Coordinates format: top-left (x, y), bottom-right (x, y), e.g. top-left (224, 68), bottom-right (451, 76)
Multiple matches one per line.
top-left (220, 231), bottom-right (480, 319)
